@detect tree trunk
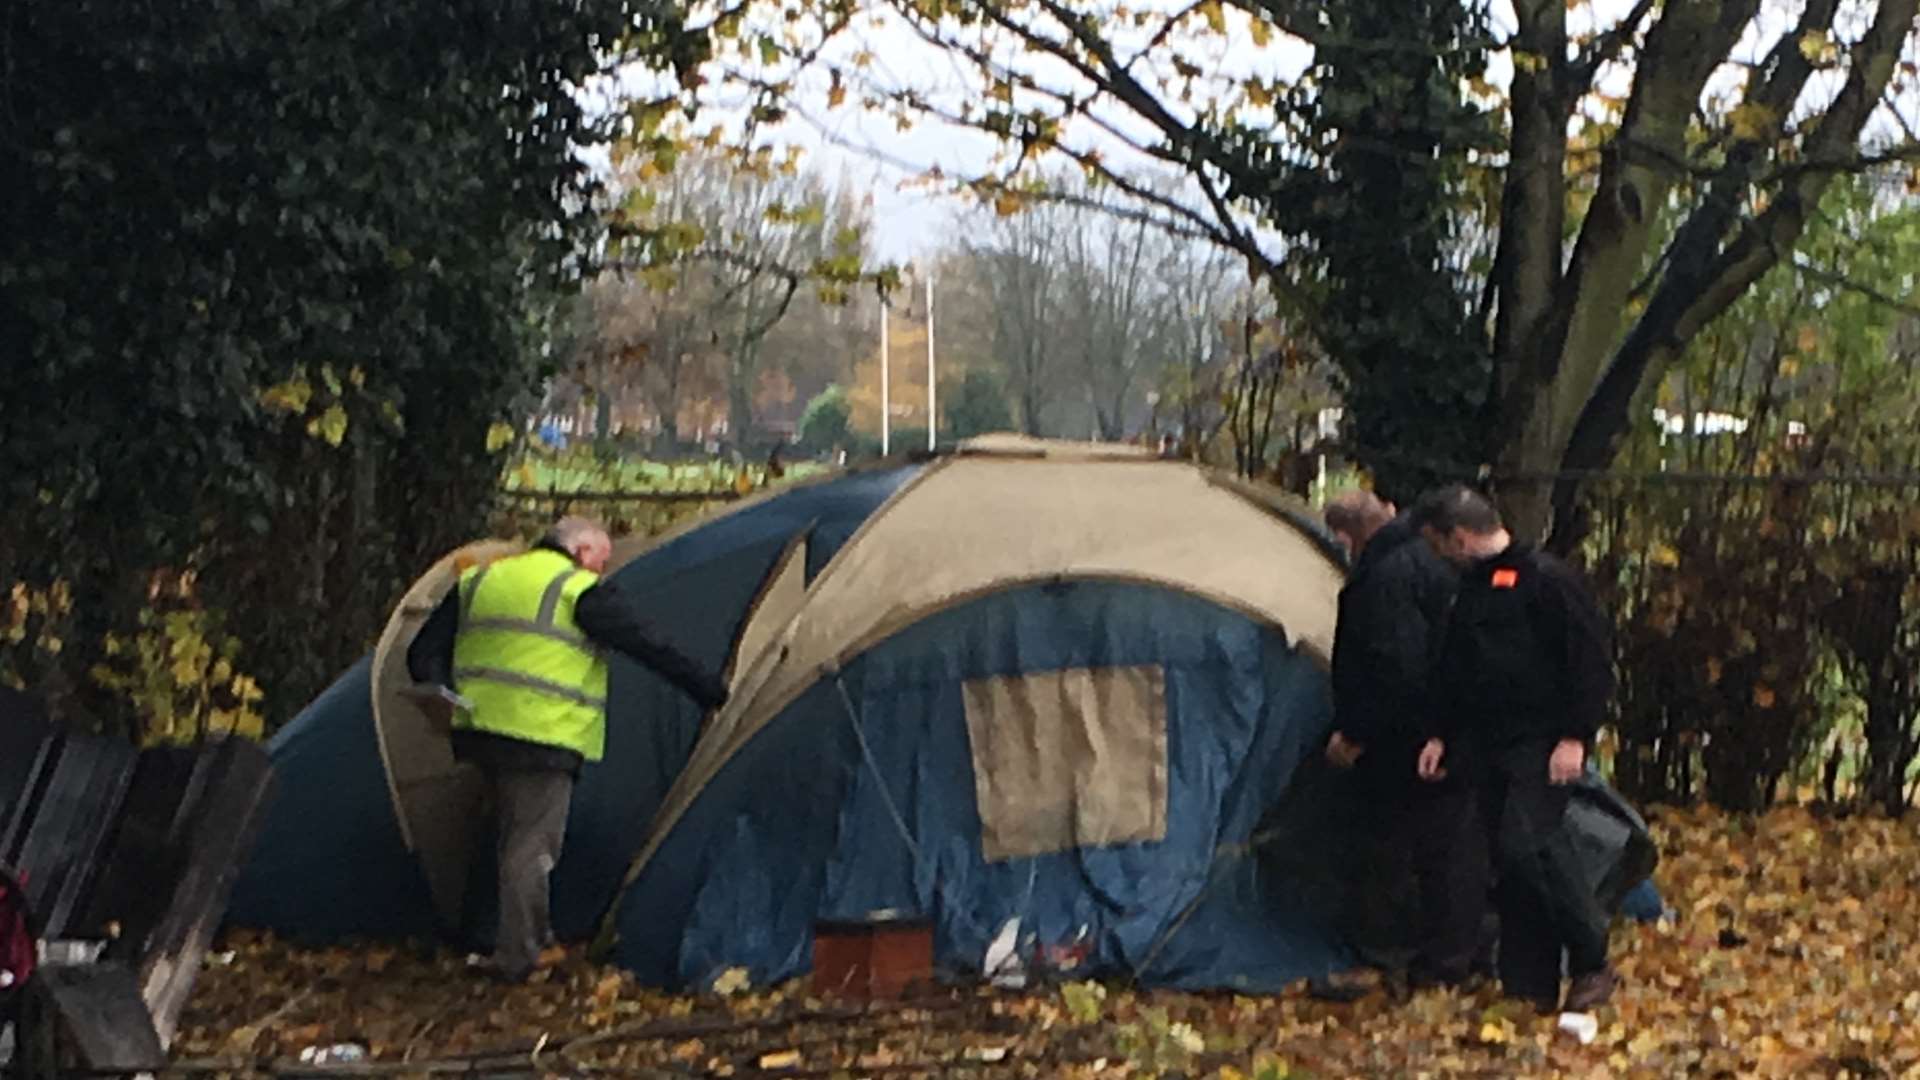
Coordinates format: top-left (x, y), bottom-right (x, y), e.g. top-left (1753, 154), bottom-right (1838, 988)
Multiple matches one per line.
top-left (1543, 0), bottom-right (1911, 547)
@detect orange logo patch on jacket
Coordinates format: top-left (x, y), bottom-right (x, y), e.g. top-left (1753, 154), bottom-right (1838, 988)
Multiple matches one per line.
top-left (1491, 568), bottom-right (1520, 589)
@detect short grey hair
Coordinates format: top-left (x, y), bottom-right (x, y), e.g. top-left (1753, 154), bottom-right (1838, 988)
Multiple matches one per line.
top-left (1410, 485), bottom-right (1504, 535)
top-left (545, 515), bottom-right (609, 553)
top-left (1323, 490), bottom-right (1394, 539)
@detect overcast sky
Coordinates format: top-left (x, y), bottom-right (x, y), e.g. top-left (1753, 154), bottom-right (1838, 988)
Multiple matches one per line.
top-left (592, 0), bottom-right (1914, 264)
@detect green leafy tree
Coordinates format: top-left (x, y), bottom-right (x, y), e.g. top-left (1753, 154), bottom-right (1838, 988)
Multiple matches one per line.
top-left (798, 384), bottom-right (854, 451)
top-left (943, 370), bottom-right (1016, 439)
top-left (0, 1), bottom-right (710, 731)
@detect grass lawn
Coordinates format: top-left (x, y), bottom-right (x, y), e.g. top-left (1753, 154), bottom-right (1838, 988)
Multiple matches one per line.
top-left (505, 454), bottom-right (828, 494)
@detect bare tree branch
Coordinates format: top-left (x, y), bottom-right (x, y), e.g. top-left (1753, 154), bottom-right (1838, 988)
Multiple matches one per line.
top-left (967, 177), bottom-right (1218, 245)
top-left (1128, 1), bottom-right (1211, 73)
top-left (1792, 254), bottom-right (1920, 318)
top-left (1570, 0), bottom-right (1656, 89)
top-left (1762, 144), bottom-right (1920, 184)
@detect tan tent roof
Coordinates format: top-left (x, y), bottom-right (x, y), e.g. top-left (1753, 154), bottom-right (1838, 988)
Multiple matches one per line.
top-left (369, 539), bottom-right (522, 928)
top-left (610, 447), bottom-right (1344, 904)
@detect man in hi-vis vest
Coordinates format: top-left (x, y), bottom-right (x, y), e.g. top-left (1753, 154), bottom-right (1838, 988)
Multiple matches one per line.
top-left (408, 516), bottom-right (727, 982)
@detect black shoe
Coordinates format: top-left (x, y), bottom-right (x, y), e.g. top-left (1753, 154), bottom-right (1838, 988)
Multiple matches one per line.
top-left (1564, 967), bottom-right (1616, 1011)
top-left (1503, 989), bottom-right (1559, 1013)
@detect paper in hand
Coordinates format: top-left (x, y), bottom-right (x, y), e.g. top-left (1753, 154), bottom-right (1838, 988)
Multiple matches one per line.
top-left (401, 683), bottom-right (472, 730)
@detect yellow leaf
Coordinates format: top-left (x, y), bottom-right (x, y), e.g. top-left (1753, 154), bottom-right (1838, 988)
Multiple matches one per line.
top-left (259, 376), bottom-right (313, 415)
top-left (231, 710), bottom-right (265, 740)
top-left (1797, 324), bottom-right (1818, 352)
top-left (827, 81), bottom-right (847, 108)
top-left (348, 365), bottom-right (366, 389)
top-left (1729, 102), bottom-right (1777, 142)
top-left (1513, 50), bottom-right (1547, 74)
top-left (1754, 684), bottom-right (1777, 709)
top-left (486, 421), bottom-right (516, 453)
top-left (1798, 30), bottom-right (1837, 65)
top-left (1246, 79), bottom-right (1272, 108)
top-left (992, 190), bottom-right (1024, 216)
top-left (1197, 0), bottom-right (1226, 33)
top-left (307, 404), bottom-right (348, 447)
top-left (1249, 18), bottom-right (1271, 47)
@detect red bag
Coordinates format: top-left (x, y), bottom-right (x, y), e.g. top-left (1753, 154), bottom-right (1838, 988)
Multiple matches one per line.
top-left (0, 867), bottom-right (33, 992)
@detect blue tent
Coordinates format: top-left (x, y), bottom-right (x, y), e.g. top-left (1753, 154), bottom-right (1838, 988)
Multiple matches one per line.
top-left (227, 464), bottom-right (921, 944)
top-left (230, 437), bottom-right (1360, 991)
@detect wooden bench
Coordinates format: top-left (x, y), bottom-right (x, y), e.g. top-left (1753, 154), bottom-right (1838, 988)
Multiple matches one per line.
top-left (0, 728), bottom-right (274, 1076)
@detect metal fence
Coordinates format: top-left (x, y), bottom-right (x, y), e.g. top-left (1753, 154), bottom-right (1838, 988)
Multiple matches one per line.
top-left (491, 487), bottom-right (745, 541)
top-left (497, 465), bottom-right (1920, 813)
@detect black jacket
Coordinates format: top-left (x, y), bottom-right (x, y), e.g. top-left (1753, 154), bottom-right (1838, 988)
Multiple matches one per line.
top-left (1329, 514), bottom-right (1457, 758)
top-left (1431, 543), bottom-right (1614, 749)
top-left (406, 542), bottom-right (728, 772)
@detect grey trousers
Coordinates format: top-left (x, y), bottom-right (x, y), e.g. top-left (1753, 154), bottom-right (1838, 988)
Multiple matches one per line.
top-left (487, 766), bottom-right (574, 978)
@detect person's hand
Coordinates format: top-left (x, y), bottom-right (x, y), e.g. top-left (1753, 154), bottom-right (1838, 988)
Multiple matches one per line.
top-left (1417, 738), bottom-right (1447, 781)
top-left (1549, 738), bottom-right (1586, 784)
top-left (1325, 731), bottom-right (1365, 769)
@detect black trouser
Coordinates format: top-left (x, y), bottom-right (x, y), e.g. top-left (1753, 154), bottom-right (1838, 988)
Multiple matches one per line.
top-left (1343, 760), bottom-right (1485, 983)
top-left (1468, 741), bottom-right (1610, 1002)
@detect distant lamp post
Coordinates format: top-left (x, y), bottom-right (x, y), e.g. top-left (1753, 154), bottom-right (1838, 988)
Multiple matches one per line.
top-left (926, 272), bottom-right (937, 451)
top-left (880, 295), bottom-right (891, 457)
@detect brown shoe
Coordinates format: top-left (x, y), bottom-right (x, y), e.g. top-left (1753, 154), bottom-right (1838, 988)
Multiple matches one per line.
top-left (1563, 967), bottom-right (1617, 1011)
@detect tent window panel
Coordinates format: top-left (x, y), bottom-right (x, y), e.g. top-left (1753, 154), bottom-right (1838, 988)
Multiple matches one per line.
top-left (962, 664), bottom-right (1169, 862)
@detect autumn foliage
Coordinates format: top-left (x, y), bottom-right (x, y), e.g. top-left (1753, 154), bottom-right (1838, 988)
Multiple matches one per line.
top-left (173, 805), bottom-right (1920, 1078)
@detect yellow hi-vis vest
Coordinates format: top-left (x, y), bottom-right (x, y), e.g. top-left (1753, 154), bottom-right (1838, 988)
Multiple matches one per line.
top-left (450, 548), bottom-right (610, 761)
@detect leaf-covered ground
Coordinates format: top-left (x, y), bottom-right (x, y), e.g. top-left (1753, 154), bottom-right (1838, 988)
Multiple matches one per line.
top-left (172, 806), bottom-right (1920, 1078)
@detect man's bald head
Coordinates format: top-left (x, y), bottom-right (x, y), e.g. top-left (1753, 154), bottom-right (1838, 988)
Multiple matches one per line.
top-left (1323, 490), bottom-right (1397, 559)
top-left (546, 515), bottom-right (613, 574)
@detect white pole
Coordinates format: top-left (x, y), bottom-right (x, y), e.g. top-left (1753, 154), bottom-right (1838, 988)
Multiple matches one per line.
top-left (880, 296), bottom-right (891, 456)
top-left (926, 272), bottom-right (937, 451)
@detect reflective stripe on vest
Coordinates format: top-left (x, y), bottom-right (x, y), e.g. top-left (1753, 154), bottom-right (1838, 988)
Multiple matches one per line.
top-left (450, 549), bottom-right (610, 761)
top-left (450, 666), bottom-right (606, 711)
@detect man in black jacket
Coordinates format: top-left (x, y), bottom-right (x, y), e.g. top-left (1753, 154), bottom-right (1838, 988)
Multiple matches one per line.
top-left (1323, 491), bottom-right (1483, 990)
top-left (1413, 486), bottom-right (1617, 1012)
